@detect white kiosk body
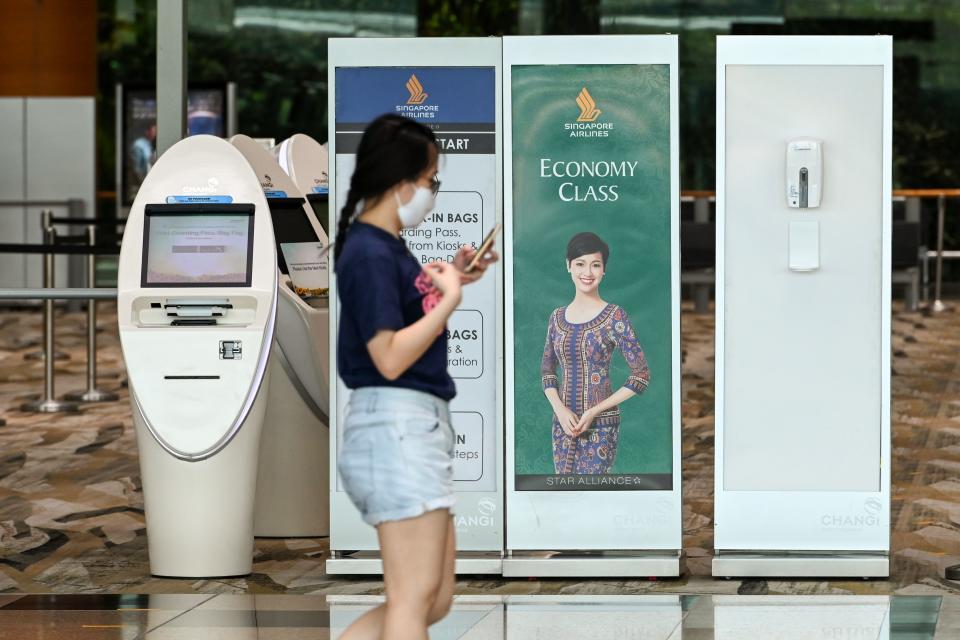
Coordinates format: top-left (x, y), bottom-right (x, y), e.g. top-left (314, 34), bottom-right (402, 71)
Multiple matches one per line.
top-left (117, 135), bottom-right (277, 577)
top-left (275, 133), bottom-right (329, 196)
top-left (713, 36), bottom-right (892, 578)
top-left (230, 134), bottom-right (331, 537)
top-left (275, 133), bottom-right (330, 236)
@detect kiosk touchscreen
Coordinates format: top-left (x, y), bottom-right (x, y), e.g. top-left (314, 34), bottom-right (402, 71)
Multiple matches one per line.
top-left (274, 134), bottom-right (330, 235)
top-left (231, 134), bottom-right (331, 537)
top-left (118, 135), bottom-right (277, 577)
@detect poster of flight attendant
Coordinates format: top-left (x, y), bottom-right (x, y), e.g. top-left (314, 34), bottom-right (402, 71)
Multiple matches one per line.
top-left (541, 231), bottom-right (651, 475)
top-left (512, 63), bottom-right (674, 491)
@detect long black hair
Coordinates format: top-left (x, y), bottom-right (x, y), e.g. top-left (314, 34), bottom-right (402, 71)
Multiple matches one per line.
top-left (334, 114), bottom-right (438, 261)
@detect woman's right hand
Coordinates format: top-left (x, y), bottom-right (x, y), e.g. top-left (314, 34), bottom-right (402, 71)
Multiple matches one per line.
top-left (554, 405), bottom-right (580, 438)
top-left (424, 261), bottom-right (463, 303)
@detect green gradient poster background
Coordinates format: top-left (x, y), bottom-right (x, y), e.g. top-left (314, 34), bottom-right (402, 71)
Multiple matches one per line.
top-left (512, 64), bottom-right (673, 489)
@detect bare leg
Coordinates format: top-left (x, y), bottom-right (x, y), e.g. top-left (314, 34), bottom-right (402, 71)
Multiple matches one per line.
top-left (427, 516), bottom-right (456, 624)
top-left (337, 509), bottom-right (449, 640)
top-left (336, 603), bottom-right (385, 640)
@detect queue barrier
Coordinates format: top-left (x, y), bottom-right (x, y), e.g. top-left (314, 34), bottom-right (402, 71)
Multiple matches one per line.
top-left (0, 214), bottom-right (122, 415)
top-left (21, 225), bottom-right (79, 413)
top-left (22, 212), bottom-right (70, 362)
top-left (64, 225), bottom-right (119, 404)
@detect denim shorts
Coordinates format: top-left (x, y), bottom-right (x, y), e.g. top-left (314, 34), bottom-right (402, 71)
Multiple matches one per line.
top-left (338, 386), bottom-right (456, 526)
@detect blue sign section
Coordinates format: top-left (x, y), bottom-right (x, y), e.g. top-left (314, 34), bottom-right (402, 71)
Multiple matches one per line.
top-left (335, 67), bottom-right (495, 124)
top-left (311, 186), bottom-right (329, 195)
top-left (165, 195), bottom-right (234, 204)
top-left (264, 190), bottom-right (288, 199)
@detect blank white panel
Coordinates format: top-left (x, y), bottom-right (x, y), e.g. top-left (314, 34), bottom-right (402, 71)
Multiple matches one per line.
top-left (723, 65), bottom-right (883, 492)
top-left (0, 99), bottom-right (26, 290)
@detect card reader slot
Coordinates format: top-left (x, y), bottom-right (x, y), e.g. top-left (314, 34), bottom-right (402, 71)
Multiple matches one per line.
top-left (167, 309), bottom-right (224, 318)
top-left (164, 375), bottom-right (221, 380)
top-left (170, 318), bottom-right (218, 326)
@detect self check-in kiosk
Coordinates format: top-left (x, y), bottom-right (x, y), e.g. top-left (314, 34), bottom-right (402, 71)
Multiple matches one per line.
top-left (273, 134), bottom-right (330, 235)
top-left (230, 134), bottom-right (331, 538)
top-left (117, 135), bottom-right (277, 577)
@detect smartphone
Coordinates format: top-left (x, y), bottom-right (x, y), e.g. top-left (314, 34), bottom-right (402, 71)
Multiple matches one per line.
top-left (464, 223), bottom-right (501, 273)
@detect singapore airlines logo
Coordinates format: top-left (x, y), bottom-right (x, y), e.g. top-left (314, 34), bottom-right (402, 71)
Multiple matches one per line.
top-left (396, 73), bottom-right (437, 119)
top-left (575, 87), bottom-right (602, 122)
top-left (406, 74), bottom-right (429, 105)
top-left (565, 87), bottom-right (612, 138)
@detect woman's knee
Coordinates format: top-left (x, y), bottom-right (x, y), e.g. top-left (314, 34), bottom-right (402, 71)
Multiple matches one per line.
top-left (427, 591), bottom-right (453, 623)
top-left (387, 579), bottom-right (442, 614)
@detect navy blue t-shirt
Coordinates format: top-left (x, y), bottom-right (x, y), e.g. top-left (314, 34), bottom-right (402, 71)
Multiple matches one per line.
top-left (336, 222), bottom-right (456, 400)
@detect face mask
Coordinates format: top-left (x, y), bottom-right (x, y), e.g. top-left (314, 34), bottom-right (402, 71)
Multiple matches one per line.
top-left (394, 184), bottom-right (435, 229)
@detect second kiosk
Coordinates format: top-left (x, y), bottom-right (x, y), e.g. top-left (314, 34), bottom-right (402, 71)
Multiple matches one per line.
top-left (231, 134), bottom-right (331, 538)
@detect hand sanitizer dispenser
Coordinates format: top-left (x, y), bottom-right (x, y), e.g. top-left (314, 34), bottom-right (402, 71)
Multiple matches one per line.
top-left (786, 139), bottom-right (822, 208)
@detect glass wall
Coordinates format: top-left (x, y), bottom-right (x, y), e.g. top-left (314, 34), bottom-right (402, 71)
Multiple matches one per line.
top-left (97, 0), bottom-right (960, 274)
top-left (594, 0), bottom-right (960, 192)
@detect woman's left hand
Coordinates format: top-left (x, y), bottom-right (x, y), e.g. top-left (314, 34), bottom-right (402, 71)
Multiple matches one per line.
top-left (453, 245), bottom-right (499, 285)
top-left (573, 406), bottom-right (601, 436)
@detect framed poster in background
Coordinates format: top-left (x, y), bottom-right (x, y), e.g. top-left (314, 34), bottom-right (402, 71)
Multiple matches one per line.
top-left (504, 35), bottom-right (682, 576)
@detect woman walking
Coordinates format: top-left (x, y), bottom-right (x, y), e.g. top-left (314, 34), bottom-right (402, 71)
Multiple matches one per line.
top-left (335, 114), bottom-right (496, 639)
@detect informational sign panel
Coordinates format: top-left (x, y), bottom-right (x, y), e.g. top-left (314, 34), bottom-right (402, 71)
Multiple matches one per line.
top-left (714, 36), bottom-right (891, 577)
top-left (504, 36), bottom-right (681, 560)
top-left (328, 38), bottom-right (502, 558)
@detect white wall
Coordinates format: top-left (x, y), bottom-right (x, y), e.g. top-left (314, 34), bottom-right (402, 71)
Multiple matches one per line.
top-left (0, 97), bottom-right (95, 292)
top-left (0, 99), bottom-right (27, 290)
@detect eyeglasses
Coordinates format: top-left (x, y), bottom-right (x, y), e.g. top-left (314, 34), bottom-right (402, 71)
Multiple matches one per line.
top-left (430, 175), bottom-right (441, 195)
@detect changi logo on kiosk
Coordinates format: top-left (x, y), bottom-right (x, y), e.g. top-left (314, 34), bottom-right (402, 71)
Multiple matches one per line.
top-left (181, 177), bottom-right (220, 194)
top-left (614, 498), bottom-right (672, 531)
top-left (453, 497), bottom-right (497, 530)
top-left (566, 87), bottom-right (613, 138)
top-left (820, 498), bottom-right (883, 530)
top-left (406, 74), bottom-right (429, 104)
top-left (396, 74), bottom-right (438, 120)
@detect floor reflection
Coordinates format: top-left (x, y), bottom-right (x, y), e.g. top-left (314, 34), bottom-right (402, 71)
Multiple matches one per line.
top-left (0, 593), bottom-right (949, 639)
top-left (327, 594), bottom-right (946, 639)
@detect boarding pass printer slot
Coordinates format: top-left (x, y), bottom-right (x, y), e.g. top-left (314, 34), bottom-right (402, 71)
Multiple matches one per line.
top-left (164, 297), bottom-right (231, 325)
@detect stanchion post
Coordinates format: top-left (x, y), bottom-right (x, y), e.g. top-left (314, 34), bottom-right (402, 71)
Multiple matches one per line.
top-left (21, 226), bottom-right (79, 413)
top-left (25, 210), bottom-right (69, 361)
top-left (65, 226), bottom-right (118, 403)
top-left (929, 194), bottom-right (951, 313)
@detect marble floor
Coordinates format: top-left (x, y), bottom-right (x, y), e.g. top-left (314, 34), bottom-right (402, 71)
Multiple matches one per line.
top-left (0, 593), bottom-right (955, 639)
top-left (1, 302), bottom-right (960, 598)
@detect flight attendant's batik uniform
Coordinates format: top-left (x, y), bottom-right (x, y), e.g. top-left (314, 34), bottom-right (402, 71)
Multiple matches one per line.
top-left (540, 304), bottom-right (650, 474)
